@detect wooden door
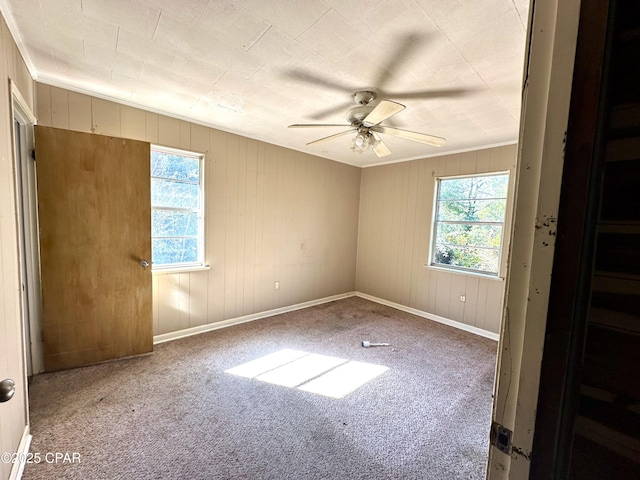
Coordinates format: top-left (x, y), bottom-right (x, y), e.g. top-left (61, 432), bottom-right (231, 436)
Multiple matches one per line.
top-left (35, 126), bottom-right (152, 371)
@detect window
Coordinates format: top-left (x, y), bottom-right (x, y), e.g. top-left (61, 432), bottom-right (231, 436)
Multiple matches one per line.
top-left (431, 173), bottom-right (509, 276)
top-left (151, 146), bottom-right (204, 270)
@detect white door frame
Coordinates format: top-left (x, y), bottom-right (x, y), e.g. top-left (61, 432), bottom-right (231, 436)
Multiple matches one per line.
top-left (10, 80), bottom-right (43, 378)
top-left (487, 1), bottom-right (583, 478)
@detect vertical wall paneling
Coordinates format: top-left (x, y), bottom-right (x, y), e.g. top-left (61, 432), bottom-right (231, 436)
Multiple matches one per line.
top-left (448, 274), bottom-right (467, 322)
top-left (253, 142), bottom-right (266, 312)
top-left (34, 83), bottom-right (361, 338)
top-left (224, 134), bottom-right (240, 319)
top-left (356, 144), bottom-right (517, 334)
top-left (464, 275), bottom-right (480, 327)
top-left (445, 153), bottom-right (461, 176)
top-left (208, 129), bottom-right (228, 323)
top-left (188, 271), bottom-right (209, 328)
top-left (476, 279), bottom-right (490, 330)
top-left (50, 88), bottom-right (69, 129)
top-left (178, 273), bottom-right (190, 331)
top-left (152, 271), bottom-right (159, 334)
top-left (156, 274), bottom-right (180, 334)
top-left (410, 160), bottom-right (429, 311)
top-left (68, 91), bottom-right (91, 133)
top-left (243, 140), bottom-right (258, 315)
top-left (435, 271), bottom-right (452, 318)
top-left (190, 123), bottom-right (209, 153)
top-left (35, 82), bottom-right (51, 125)
top-left (91, 97), bottom-right (120, 137)
top-left (179, 120), bottom-right (190, 150)
top-left (401, 162), bottom-right (420, 305)
top-left (121, 105), bottom-right (146, 141)
top-left (158, 115), bottom-right (181, 149)
top-left (260, 144), bottom-right (278, 312)
top-left (145, 112), bottom-right (159, 143)
top-left (459, 151), bottom-right (477, 173)
top-left (476, 148), bottom-right (491, 173)
top-left (380, 167), bottom-right (395, 298)
top-left (235, 136), bottom-right (248, 316)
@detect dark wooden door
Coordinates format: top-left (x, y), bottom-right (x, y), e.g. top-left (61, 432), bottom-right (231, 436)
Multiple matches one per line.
top-left (36, 126), bottom-right (152, 371)
top-left (531, 1), bottom-right (640, 477)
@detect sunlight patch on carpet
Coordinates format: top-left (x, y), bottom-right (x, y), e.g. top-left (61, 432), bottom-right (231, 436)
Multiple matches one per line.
top-left (256, 353), bottom-right (347, 387)
top-left (225, 349), bottom-right (388, 398)
top-left (298, 361), bottom-right (389, 398)
top-left (224, 348), bottom-right (308, 378)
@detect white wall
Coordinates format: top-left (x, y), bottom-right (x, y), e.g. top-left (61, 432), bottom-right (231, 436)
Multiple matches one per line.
top-left (0, 10), bottom-right (34, 480)
top-left (356, 144), bottom-right (517, 334)
top-left (35, 84), bottom-right (361, 337)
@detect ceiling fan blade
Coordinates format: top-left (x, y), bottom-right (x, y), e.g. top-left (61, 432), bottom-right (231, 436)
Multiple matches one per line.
top-left (309, 102), bottom-right (353, 120)
top-left (362, 100), bottom-right (405, 127)
top-left (381, 87), bottom-right (474, 100)
top-left (371, 132), bottom-right (392, 158)
top-left (372, 126), bottom-right (446, 147)
top-left (282, 68), bottom-right (355, 93)
top-left (289, 124), bottom-right (350, 128)
top-left (373, 32), bottom-right (427, 90)
top-left (307, 129), bottom-right (356, 146)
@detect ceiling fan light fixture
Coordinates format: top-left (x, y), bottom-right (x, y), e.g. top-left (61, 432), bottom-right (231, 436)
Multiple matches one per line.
top-left (352, 131), bottom-right (379, 154)
top-left (354, 132), bottom-right (367, 148)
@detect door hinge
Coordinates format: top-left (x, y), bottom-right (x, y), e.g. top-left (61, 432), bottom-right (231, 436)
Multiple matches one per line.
top-left (30, 148), bottom-right (36, 161)
top-left (490, 421), bottom-right (513, 454)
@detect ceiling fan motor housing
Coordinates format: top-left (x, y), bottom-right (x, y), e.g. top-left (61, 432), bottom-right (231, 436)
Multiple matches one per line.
top-left (347, 105), bottom-right (375, 126)
top-left (352, 90), bottom-right (376, 105)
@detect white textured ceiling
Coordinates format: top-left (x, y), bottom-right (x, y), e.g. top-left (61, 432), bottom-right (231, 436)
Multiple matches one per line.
top-left (1, 0), bottom-right (529, 166)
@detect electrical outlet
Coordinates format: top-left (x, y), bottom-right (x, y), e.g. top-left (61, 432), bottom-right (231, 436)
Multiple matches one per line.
top-left (460, 294), bottom-right (466, 302)
top-left (274, 281), bottom-right (280, 290)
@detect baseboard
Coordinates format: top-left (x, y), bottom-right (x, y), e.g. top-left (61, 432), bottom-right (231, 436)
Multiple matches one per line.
top-left (9, 425), bottom-right (32, 480)
top-left (154, 292), bottom-right (357, 344)
top-left (355, 292), bottom-right (500, 341)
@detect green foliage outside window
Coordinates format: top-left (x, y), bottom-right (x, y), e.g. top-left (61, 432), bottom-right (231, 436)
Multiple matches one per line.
top-left (432, 173), bottom-right (509, 275)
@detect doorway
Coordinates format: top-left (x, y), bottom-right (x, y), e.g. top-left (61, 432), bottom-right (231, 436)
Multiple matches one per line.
top-left (12, 88), bottom-right (42, 377)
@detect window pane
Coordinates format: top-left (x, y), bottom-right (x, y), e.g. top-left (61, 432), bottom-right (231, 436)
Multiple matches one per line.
top-left (152, 238), bottom-right (198, 265)
top-left (438, 199), bottom-right (507, 222)
top-left (433, 245), bottom-right (500, 273)
top-left (432, 173), bottom-right (508, 275)
top-left (151, 151), bottom-right (200, 182)
top-left (150, 147), bottom-right (203, 269)
top-left (152, 210), bottom-right (199, 237)
top-left (151, 178), bottom-right (200, 209)
top-left (439, 175), bottom-right (508, 200)
top-left (436, 223), bottom-right (503, 248)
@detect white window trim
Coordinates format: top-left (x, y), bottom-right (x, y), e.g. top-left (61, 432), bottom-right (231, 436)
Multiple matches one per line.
top-left (429, 171), bottom-right (510, 277)
top-left (424, 264), bottom-right (505, 281)
top-left (151, 145), bottom-right (206, 273)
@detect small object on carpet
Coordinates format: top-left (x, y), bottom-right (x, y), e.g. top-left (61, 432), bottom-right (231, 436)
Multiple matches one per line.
top-left (361, 340), bottom-right (391, 347)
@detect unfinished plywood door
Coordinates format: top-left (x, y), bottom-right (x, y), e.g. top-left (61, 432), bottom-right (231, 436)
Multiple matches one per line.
top-left (36, 126), bottom-right (152, 371)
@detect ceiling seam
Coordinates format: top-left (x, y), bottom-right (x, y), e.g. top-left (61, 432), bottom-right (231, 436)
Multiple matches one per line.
top-left (151, 9), bottom-right (161, 39)
top-left (245, 24), bottom-right (272, 52)
top-left (295, 6), bottom-right (332, 40)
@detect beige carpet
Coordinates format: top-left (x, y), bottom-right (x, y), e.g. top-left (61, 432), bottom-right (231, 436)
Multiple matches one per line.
top-left (23, 296), bottom-right (497, 479)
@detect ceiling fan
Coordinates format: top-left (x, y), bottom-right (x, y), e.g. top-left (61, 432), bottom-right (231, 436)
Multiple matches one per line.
top-left (288, 90), bottom-right (445, 158)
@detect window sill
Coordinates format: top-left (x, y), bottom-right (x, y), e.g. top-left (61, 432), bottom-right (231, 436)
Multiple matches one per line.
top-left (424, 264), bottom-right (504, 281)
top-left (152, 265), bottom-right (211, 275)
